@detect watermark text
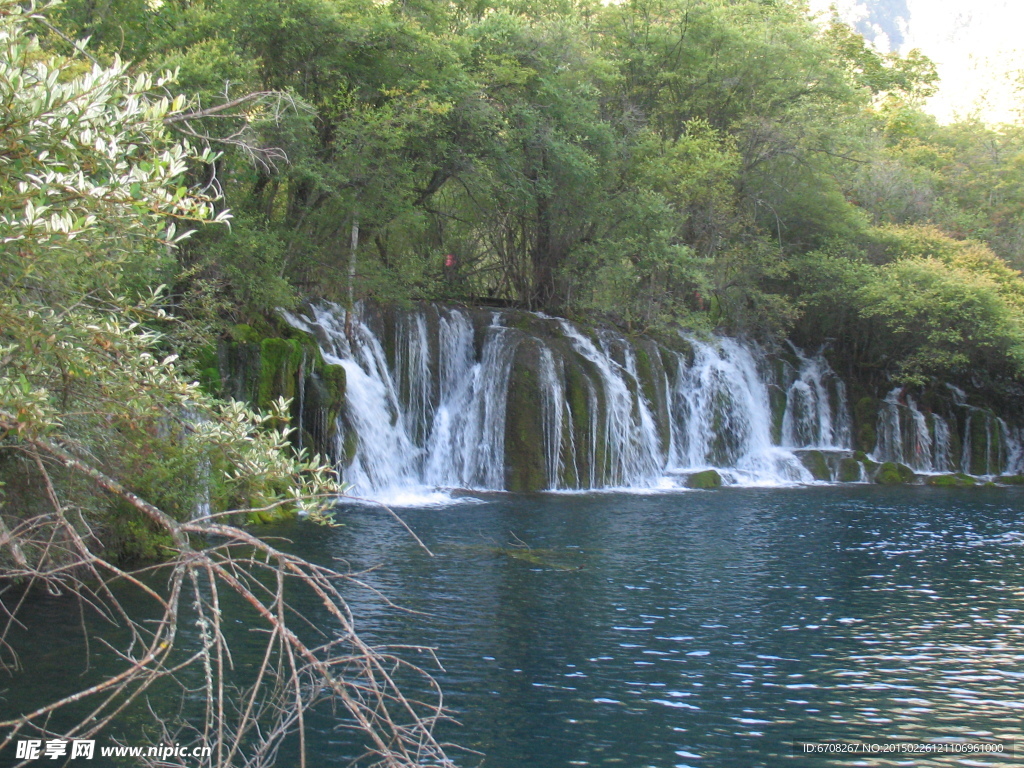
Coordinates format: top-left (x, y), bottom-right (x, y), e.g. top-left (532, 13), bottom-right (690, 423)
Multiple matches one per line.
top-left (794, 740), bottom-right (1011, 757)
top-left (15, 740), bottom-right (211, 761)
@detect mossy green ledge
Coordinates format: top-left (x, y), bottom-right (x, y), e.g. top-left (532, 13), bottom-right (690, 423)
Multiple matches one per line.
top-left (210, 316), bottom-right (349, 521)
top-left (798, 450), bottom-right (831, 481)
top-left (874, 462), bottom-right (916, 486)
top-left (504, 337), bottom-right (547, 492)
top-left (925, 473), bottom-right (977, 487)
top-left (686, 469), bottom-right (723, 489)
top-left (837, 457), bottom-right (863, 483)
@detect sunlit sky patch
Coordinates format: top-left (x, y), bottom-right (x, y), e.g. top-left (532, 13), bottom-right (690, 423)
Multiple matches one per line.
top-left (808, 0), bottom-right (1024, 124)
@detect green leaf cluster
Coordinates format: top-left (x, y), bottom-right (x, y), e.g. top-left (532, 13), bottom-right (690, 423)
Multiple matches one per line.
top-left (0, 0), bottom-right (340, 563)
top-left (34, 0), bottom-right (1024, 391)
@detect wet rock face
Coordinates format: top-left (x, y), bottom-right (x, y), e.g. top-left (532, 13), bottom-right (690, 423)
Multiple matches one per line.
top-left (869, 386), bottom-right (1021, 477)
top-left (837, 457), bottom-right (863, 483)
top-left (218, 330), bottom-right (347, 464)
top-left (217, 303), bottom-right (1024, 497)
top-left (798, 450), bottom-right (831, 481)
top-left (925, 474), bottom-right (977, 487)
top-left (686, 469), bottom-right (723, 489)
top-left (274, 305), bottom-right (870, 493)
top-left (504, 338), bottom-right (547, 492)
top-left (874, 462), bottom-right (916, 486)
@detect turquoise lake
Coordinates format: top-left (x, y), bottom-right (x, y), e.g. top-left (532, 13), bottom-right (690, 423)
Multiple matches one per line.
top-left (4, 486), bottom-right (1024, 767)
top-left (292, 486), bottom-right (1024, 767)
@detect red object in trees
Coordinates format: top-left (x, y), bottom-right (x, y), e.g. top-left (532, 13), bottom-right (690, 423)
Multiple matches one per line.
top-left (444, 254), bottom-right (456, 268)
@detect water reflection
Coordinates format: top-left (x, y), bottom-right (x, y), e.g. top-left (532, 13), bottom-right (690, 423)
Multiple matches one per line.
top-left (4, 487), bottom-right (1024, 767)
top-left (325, 487), bottom-right (1024, 767)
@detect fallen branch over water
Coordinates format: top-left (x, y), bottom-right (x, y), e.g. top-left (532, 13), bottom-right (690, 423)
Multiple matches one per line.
top-left (0, 427), bottom-right (456, 768)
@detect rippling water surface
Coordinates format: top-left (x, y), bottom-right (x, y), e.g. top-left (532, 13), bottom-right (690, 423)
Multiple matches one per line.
top-left (6, 487), bottom-right (1024, 767)
top-left (307, 486), bottom-right (1024, 767)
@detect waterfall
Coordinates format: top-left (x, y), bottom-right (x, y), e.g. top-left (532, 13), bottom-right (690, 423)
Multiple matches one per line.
top-left (284, 304), bottom-right (522, 499)
top-left (1005, 421), bottom-right (1024, 475)
top-left (961, 413), bottom-right (973, 474)
top-left (780, 347), bottom-right (851, 449)
top-left (538, 347), bottom-right (567, 488)
top-left (875, 388), bottom-right (905, 466)
top-left (287, 305), bottom-right (422, 496)
top-left (906, 397), bottom-right (934, 471)
top-left (873, 387), bottom-right (1024, 476)
top-left (422, 315), bottom-right (518, 490)
top-left (874, 388), bottom-right (954, 473)
top-left (556, 322), bottom-right (663, 487)
top-left (275, 302), bottom-right (1023, 500)
top-left (394, 311), bottom-right (432, 446)
top-left (669, 338), bottom-right (814, 484)
top-left (932, 416), bottom-right (954, 473)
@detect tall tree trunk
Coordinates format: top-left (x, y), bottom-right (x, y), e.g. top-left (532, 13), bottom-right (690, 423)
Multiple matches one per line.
top-left (532, 194), bottom-right (554, 310)
top-left (344, 217), bottom-right (360, 340)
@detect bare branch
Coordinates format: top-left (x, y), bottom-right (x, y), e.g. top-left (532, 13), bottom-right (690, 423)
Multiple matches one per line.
top-left (0, 428), bottom-right (456, 768)
top-left (164, 90), bottom-right (313, 174)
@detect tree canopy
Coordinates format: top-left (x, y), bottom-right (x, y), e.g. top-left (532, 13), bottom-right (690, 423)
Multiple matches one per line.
top-left (43, 0), bottom-right (1016, 390)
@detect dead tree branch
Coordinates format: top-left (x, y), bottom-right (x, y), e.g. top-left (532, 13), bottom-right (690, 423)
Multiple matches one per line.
top-left (0, 432), bottom-right (455, 768)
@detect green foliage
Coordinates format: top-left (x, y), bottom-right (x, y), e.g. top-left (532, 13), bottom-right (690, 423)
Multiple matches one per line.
top-left (822, 19), bottom-right (937, 100)
top-left (790, 226), bottom-right (1024, 387)
top-left (0, 0), bottom-right (341, 563)
top-left (858, 256), bottom-right (1024, 385)
top-left (22, 0), bottom-right (1024, 402)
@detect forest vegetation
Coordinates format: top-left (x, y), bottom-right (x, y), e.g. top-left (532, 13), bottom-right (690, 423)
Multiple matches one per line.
top-left (37, 0), bottom-right (1024, 392)
top-left (3, 0), bottom-right (1024, 764)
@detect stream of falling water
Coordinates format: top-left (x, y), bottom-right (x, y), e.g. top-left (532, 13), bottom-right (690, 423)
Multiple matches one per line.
top-left (283, 304), bottom-right (1021, 501)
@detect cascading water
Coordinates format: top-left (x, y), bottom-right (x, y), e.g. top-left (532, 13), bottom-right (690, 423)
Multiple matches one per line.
top-left (285, 304), bottom-right (519, 500)
top-left (284, 305), bottom-right (422, 497)
top-left (780, 347), bottom-right (851, 449)
top-left (394, 311), bottom-right (432, 446)
top-left (280, 303), bottom-right (1015, 500)
top-left (1004, 421), bottom-right (1024, 475)
top-left (538, 347), bottom-right (567, 488)
top-left (879, 389), bottom-right (955, 473)
top-left (669, 339), bottom-right (817, 484)
top-left (873, 386), bottom-right (1023, 475)
top-left (933, 417), bottom-right (953, 473)
top-left (422, 314), bottom-right (519, 490)
top-left (556, 322), bottom-right (663, 488)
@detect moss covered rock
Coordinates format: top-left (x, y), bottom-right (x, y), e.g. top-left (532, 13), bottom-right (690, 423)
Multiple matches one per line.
top-left (968, 413), bottom-right (991, 475)
top-left (768, 384), bottom-right (788, 446)
top-left (257, 337), bottom-right (303, 408)
top-left (686, 469), bottom-right (723, 489)
top-left (854, 396), bottom-right (879, 454)
top-left (229, 323), bottom-right (262, 344)
top-left (996, 475), bottom-right (1024, 485)
top-left (925, 473), bottom-right (977, 487)
top-left (853, 451), bottom-right (879, 476)
top-left (634, 340), bottom-right (671, 454)
top-left (217, 318), bottom-right (348, 469)
top-left (562, 350), bottom-right (605, 488)
top-left (504, 338), bottom-right (548, 492)
top-left (799, 450), bottom-right (831, 481)
top-left (837, 457), bottom-right (863, 483)
top-left (875, 461), bottom-right (915, 485)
